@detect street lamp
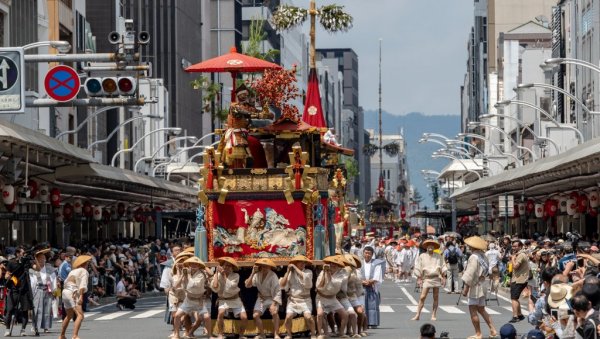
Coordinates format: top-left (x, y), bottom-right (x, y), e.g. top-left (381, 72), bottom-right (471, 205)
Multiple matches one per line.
top-left (421, 169), bottom-right (441, 177)
top-left (87, 114), bottom-right (162, 150)
top-left (111, 127), bottom-right (183, 167)
top-left (468, 122), bottom-right (537, 160)
top-left (151, 144), bottom-right (218, 177)
top-left (543, 57), bottom-right (600, 75)
top-left (457, 132), bottom-right (521, 165)
top-left (56, 106), bottom-right (120, 140)
top-left (480, 113), bottom-right (560, 154)
top-left (431, 153), bottom-right (482, 180)
top-left (445, 140), bottom-right (507, 168)
top-left (517, 83), bottom-right (600, 119)
top-left (433, 149), bottom-right (493, 172)
top-left (23, 41), bottom-right (71, 53)
top-left (495, 99), bottom-right (584, 143)
top-left (133, 136), bottom-right (199, 173)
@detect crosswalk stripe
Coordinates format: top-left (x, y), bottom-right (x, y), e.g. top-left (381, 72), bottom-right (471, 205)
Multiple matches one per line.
top-left (406, 305), bottom-right (429, 313)
top-left (84, 312), bottom-right (99, 318)
top-left (485, 307), bottom-right (500, 315)
top-left (379, 305), bottom-right (394, 313)
top-left (131, 309), bottom-right (164, 319)
top-left (438, 306), bottom-right (464, 314)
top-left (501, 306), bottom-right (529, 316)
top-left (94, 311), bottom-right (132, 320)
top-left (400, 287), bottom-right (418, 305)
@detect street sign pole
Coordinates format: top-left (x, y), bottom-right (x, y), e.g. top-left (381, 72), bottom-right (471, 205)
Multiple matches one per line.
top-left (0, 48), bottom-right (25, 114)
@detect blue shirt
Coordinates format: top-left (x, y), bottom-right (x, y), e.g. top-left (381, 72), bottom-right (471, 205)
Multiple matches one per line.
top-left (443, 246), bottom-right (463, 258)
top-left (58, 260), bottom-right (72, 281)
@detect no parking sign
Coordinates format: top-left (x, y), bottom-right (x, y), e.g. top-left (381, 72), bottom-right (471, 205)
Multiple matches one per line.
top-left (44, 65), bottom-right (80, 102)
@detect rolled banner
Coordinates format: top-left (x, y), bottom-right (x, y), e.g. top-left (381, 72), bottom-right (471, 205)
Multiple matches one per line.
top-left (534, 203), bottom-right (544, 218)
top-left (2, 184), bottom-right (14, 205)
top-left (566, 199), bottom-right (577, 216)
top-left (39, 184), bottom-right (49, 203)
top-left (92, 205), bottom-right (102, 221)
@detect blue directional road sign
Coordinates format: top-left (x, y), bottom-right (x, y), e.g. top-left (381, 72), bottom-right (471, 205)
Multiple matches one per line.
top-left (0, 48), bottom-right (25, 114)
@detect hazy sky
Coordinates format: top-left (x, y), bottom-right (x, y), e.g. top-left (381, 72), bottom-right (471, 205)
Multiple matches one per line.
top-left (316, 0), bottom-right (474, 116)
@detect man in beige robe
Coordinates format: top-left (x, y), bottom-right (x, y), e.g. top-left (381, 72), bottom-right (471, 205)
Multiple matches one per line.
top-left (172, 257), bottom-right (209, 339)
top-left (462, 236), bottom-right (498, 339)
top-left (411, 240), bottom-right (446, 321)
top-left (316, 256), bottom-right (349, 339)
top-left (212, 257), bottom-right (248, 339)
top-left (245, 258), bottom-right (282, 339)
top-left (280, 255), bottom-right (316, 339)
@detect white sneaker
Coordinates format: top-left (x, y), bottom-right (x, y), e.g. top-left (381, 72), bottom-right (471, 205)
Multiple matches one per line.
top-left (4, 330), bottom-right (10, 337)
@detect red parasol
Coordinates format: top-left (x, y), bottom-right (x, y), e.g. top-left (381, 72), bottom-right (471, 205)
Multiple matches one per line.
top-left (302, 68), bottom-right (326, 128)
top-left (185, 46), bottom-right (282, 101)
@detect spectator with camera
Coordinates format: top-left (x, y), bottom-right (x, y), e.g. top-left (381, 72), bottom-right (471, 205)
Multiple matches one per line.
top-left (116, 276), bottom-right (138, 310)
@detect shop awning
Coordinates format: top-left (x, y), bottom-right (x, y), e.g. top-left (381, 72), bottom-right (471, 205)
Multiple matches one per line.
top-left (0, 117), bottom-right (94, 167)
top-left (450, 137), bottom-right (600, 207)
top-left (38, 163), bottom-right (198, 204)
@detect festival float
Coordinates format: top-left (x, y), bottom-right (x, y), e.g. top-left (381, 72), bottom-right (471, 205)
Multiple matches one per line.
top-left (183, 2), bottom-right (354, 335)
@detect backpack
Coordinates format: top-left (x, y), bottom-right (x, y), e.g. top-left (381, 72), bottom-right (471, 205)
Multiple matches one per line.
top-left (447, 248), bottom-right (459, 265)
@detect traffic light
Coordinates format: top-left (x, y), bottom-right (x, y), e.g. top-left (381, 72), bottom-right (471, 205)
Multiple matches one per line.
top-left (84, 77), bottom-right (137, 97)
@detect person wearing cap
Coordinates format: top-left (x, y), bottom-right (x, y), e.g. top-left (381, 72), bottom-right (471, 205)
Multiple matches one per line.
top-left (59, 255), bottom-right (92, 339)
top-left (280, 255), bottom-right (316, 339)
top-left (3, 260), bottom-right (31, 337)
top-left (29, 247), bottom-right (57, 335)
top-left (461, 236), bottom-right (498, 339)
top-left (411, 239), bottom-right (446, 321)
top-left (172, 256), bottom-right (210, 339)
top-left (244, 258), bottom-right (282, 339)
top-left (498, 323), bottom-right (517, 339)
top-left (360, 246), bottom-right (383, 329)
top-left (212, 257), bottom-right (248, 339)
top-left (316, 255), bottom-right (349, 339)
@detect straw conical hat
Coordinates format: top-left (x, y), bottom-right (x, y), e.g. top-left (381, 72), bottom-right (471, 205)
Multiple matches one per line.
top-left (183, 256), bottom-right (206, 269)
top-left (343, 254), bottom-right (357, 268)
top-left (464, 236), bottom-right (488, 251)
top-left (255, 258), bottom-right (276, 269)
top-left (217, 256), bottom-right (239, 271)
top-left (323, 255), bottom-right (345, 267)
top-left (35, 248), bottom-right (51, 257)
top-left (290, 255), bottom-right (312, 265)
top-left (72, 255), bottom-right (92, 269)
top-left (421, 239), bottom-right (440, 250)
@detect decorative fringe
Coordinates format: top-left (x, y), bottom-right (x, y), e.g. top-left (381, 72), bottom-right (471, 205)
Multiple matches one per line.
top-left (211, 317), bottom-right (309, 335)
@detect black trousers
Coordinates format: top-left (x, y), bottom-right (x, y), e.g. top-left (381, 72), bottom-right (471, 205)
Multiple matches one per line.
top-left (117, 296), bottom-right (137, 309)
top-left (4, 292), bottom-right (28, 330)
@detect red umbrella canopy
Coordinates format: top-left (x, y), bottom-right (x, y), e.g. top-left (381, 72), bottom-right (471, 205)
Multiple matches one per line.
top-left (185, 46), bottom-right (282, 73)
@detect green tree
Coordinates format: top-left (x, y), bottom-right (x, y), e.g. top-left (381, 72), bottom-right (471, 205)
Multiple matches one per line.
top-left (244, 17), bottom-right (280, 62)
top-left (412, 188), bottom-right (424, 209)
top-left (343, 156), bottom-right (359, 183)
top-left (190, 76), bottom-right (228, 122)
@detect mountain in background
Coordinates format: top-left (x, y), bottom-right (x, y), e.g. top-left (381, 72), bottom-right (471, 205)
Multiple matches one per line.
top-left (363, 110), bottom-right (460, 208)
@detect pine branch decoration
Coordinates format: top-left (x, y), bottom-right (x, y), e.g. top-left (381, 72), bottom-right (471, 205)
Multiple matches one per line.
top-left (271, 5), bottom-right (308, 32)
top-left (318, 4), bottom-right (353, 32)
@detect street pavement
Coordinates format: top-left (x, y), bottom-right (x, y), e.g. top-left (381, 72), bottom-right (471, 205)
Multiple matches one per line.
top-left (40, 279), bottom-right (536, 339)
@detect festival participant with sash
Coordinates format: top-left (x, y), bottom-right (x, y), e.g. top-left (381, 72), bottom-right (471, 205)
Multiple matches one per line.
top-left (360, 246), bottom-right (383, 329)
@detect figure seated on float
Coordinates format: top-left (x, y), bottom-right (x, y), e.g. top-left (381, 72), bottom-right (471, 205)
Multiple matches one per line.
top-left (323, 128), bottom-right (341, 146)
top-left (218, 83), bottom-right (271, 169)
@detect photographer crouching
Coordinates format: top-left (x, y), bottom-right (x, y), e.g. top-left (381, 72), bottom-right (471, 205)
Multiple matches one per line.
top-left (3, 255), bottom-right (34, 336)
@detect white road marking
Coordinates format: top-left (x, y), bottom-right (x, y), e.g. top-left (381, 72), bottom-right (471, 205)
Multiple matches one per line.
top-left (94, 311), bottom-right (132, 320)
top-left (130, 309), bottom-right (164, 319)
top-left (84, 312), bottom-right (99, 318)
top-left (406, 305), bottom-right (429, 313)
top-left (400, 287), bottom-right (418, 305)
top-left (379, 305), bottom-right (394, 313)
top-left (439, 306), bottom-right (464, 314)
top-left (484, 307), bottom-right (500, 315)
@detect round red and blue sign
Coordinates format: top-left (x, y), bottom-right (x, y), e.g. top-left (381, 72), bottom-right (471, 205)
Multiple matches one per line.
top-left (44, 65), bottom-right (80, 102)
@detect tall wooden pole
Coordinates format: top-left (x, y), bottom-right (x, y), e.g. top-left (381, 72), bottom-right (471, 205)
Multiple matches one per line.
top-left (309, 0), bottom-right (316, 69)
top-left (378, 39), bottom-right (383, 176)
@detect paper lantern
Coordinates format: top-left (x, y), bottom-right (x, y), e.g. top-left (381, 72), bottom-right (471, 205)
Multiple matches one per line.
top-left (134, 207), bottom-right (145, 222)
top-left (2, 184), bottom-right (14, 205)
top-left (54, 207), bottom-right (64, 223)
top-left (63, 203), bottom-right (73, 221)
top-left (567, 199), bottom-right (577, 216)
top-left (534, 203), bottom-right (544, 218)
top-left (559, 197), bottom-right (568, 213)
top-left (589, 191), bottom-right (599, 208)
top-left (73, 199), bottom-right (82, 214)
top-left (92, 206), bottom-right (102, 221)
top-left (526, 199), bottom-right (535, 214)
top-left (577, 193), bottom-right (588, 213)
top-left (50, 188), bottom-right (61, 207)
top-left (548, 199), bottom-right (558, 217)
top-left (517, 203), bottom-right (526, 216)
top-left (27, 180), bottom-right (38, 199)
top-left (83, 201), bottom-right (93, 217)
top-left (589, 207), bottom-right (598, 218)
top-left (39, 184), bottom-right (49, 203)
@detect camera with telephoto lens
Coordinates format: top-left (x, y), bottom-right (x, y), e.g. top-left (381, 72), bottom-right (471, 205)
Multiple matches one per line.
top-left (566, 231), bottom-right (581, 252)
top-left (439, 331), bottom-right (450, 339)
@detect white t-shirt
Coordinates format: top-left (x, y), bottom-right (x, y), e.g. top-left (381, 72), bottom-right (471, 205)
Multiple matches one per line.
top-left (485, 249), bottom-right (501, 270)
top-left (116, 280), bottom-right (127, 296)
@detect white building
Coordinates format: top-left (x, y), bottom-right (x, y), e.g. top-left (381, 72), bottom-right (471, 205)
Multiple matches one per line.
top-left (368, 130), bottom-right (409, 209)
